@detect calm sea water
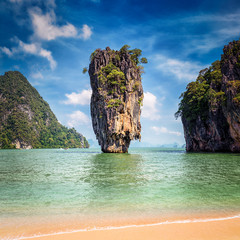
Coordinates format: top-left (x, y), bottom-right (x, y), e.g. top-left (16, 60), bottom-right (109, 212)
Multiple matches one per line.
top-left (0, 148), bottom-right (240, 236)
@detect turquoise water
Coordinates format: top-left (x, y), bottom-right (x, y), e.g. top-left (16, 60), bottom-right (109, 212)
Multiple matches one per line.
top-left (0, 148), bottom-right (240, 235)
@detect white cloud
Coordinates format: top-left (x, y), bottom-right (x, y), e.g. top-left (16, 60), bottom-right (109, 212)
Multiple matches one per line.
top-left (67, 110), bottom-right (90, 127)
top-left (3, 1), bottom-right (92, 71)
top-left (64, 89), bottom-right (92, 105)
top-left (218, 26), bottom-right (240, 39)
top-left (29, 9), bottom-right (77, 41)
top-left (0, 40), bottom-right (57, 70)
top-left (29, 9), bottom-right (92, 41)
top-left (39, 48), bottom-right (56, 69)
top-left (142, 92), bottom-right (161, 121)
top-left (180, 12), bottom-right (240, 54)
top-left (31, 72), bottom-right (43, 79)
top-left (155, 54), bottom-right (204, 82)
top-left (18, 41), bottom-right (57, 70)
top-left (183, 11), bottom-right (240, 24)
top-left (79, 24), bottom-right (93, 40)
top-left (0, 47), bottom-right (14, 57)
top-left (151, 126), bottom-right (181, 136)
top-left (19, 40), bottom-right (38, 54)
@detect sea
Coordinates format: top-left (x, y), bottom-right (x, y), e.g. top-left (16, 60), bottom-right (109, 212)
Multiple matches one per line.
top-left (0, 148), bottom-right (240, 239)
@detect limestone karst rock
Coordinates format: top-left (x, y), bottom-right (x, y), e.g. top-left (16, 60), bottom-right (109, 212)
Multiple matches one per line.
top-left (176, 40), bottom-right (240, 152)
top-left (89, 46), bottom-right (145, 153)
top-left (0, 71), bottom-right (89, 149)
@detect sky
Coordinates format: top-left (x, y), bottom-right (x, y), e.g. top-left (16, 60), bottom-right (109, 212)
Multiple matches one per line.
top-left (1, 0), bottom-right (240, 147)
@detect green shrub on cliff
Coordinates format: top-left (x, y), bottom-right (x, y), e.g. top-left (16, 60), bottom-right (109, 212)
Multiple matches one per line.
top-left (96, 45), bottom-right (147, 90)
top-left (129, 48), bottom-right (142, 65)
top-left (82, 67), bottom-right (88, 74)
top-left (175, 60), bottom-right (225, 121)
top-left (99, 60), bottom-right (125, 88)
top-left (119, 45), bottom-right (148, 66)
top-left (140, 57), bottom-right (148, 64)
top-left (120, 45), bottom-right (131, 54)
top-left (107, 99), bottom-right (122, 108)
top-left (107, 69), bottom-right (125, 83)
top-left (102, 62), bottom-right (117, 74)
top-left (91, 46), bottom-right (146, 111)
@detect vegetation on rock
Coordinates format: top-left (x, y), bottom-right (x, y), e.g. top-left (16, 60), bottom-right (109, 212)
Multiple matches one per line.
top-left (175, 60), bottom-right (225, 123)
top-left (90, 45), bottom-right (147, 110)
top-left (119, 45), bottom-right (148, 66)
top-left (0, 71), bottom-right (89, 149)
top-left (82, 67), bottom-right (88, 74)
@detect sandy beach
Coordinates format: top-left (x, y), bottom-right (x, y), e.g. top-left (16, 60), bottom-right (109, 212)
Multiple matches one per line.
top-left (2, 215), bottom-right (240, 240)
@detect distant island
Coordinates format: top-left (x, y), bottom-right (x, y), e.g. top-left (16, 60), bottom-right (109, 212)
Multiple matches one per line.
top-left (87, 45), bottom-right (147, 153)
top-left (176, 40), bottom-right (240, 152)
top-left (0, 71), bottom-right (89, 149)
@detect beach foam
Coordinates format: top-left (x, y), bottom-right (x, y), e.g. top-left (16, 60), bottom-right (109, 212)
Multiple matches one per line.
top-left (5, 214), bottom-right (240, 240)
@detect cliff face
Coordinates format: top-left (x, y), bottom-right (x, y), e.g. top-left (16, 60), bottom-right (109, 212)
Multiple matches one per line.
top-left (0, 71), bottom-right (89, 149)
top-left (177, 40), bottom-right (240, 152)
top-left (89, 47), bottom-right (144, 153)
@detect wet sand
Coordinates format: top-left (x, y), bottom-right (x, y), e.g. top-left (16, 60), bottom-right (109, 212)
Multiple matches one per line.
top-left (2, 216), bottom-right (240, 240)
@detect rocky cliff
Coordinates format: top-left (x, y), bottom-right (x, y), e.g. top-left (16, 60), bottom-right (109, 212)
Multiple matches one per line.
top-left (176, 40), bottom-right (240, 152)
top-left (0, 71), bottom-right (89, 149)
top-left (89, 46), bottom-right (146, 153)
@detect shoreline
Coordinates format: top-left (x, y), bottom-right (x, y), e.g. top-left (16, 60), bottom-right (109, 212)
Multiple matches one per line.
top-left (2, 213), bottom-right (240, 240)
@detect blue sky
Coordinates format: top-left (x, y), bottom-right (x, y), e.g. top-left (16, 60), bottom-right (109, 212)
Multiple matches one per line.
top-left (1, 0), bottom-right (240, 147)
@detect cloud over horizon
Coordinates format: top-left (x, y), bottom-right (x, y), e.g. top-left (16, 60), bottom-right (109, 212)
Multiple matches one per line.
top-left (151, 126), bottom-right (181, 136)
top-left (67, 110), bottom-right (90, 128)
top-left (142, 92), bottom-right (162, 121)
top-left (63, 89), bottom-right (92, 105)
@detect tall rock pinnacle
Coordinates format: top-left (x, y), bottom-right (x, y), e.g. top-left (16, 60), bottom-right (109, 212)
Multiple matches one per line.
top-left (88, 46), bottom-right (146, 153)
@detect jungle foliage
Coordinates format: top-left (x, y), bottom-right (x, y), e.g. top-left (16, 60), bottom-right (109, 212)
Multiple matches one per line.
top-left (175, 60), bottom-right (225, 122)
top-left (0, 71), bottom-right (89, 149)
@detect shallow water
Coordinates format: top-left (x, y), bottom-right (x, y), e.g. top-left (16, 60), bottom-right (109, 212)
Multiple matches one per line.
top-left (0, 148), bottom-right (240, 237)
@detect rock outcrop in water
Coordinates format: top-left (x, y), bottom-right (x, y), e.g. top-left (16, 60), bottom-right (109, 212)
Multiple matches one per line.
top-left (176, 40), bottom-right (240, 152)
top-left (0, 71), bottom-right (89, 149)
top-left (89, 46), bottom-right (146, 153)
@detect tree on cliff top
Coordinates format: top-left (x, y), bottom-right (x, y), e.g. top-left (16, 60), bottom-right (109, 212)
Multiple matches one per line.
top-left (175, 60), bottom-right (224, 122)
top-left (83, 45), bottom-right (148, 75)
top-left (120, 45), bottom-right (148, 65)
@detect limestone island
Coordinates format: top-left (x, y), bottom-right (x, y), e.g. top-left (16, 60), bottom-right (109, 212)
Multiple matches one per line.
top-left (87, 45), bottom-right (147, 153)
top-left (176, 39), bottom-right (240, 152)
top-left (0, 71), bottom-right (89, 149)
